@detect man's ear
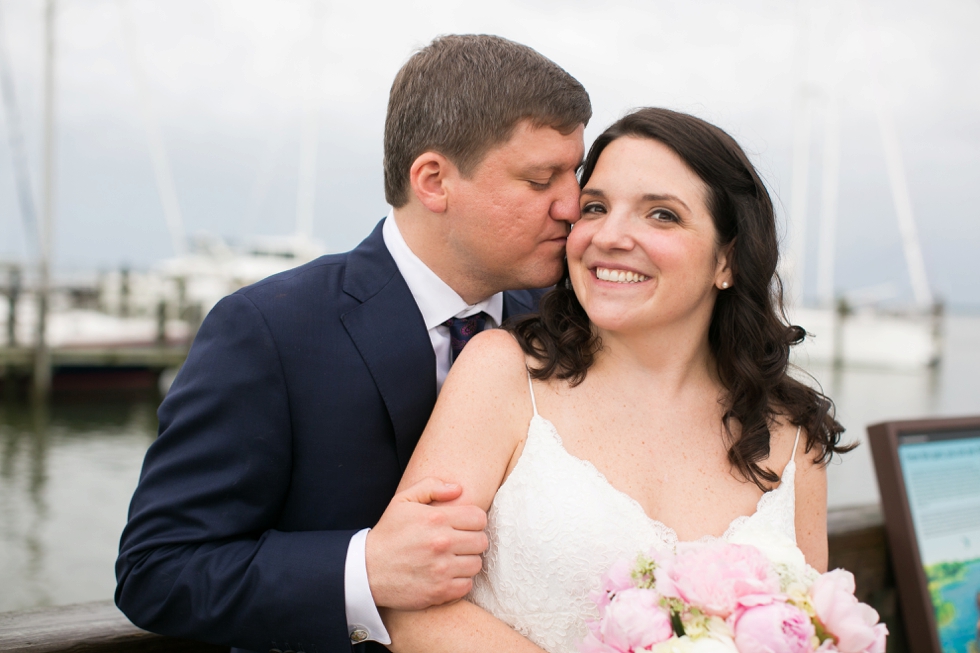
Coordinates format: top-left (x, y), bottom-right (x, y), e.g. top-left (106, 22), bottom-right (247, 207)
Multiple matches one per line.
top-left (409, 152), bottom-right (453, 214)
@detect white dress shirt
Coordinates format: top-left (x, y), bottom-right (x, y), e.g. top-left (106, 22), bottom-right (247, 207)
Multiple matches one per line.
top-left (344, 211), bottom-right (504, 644)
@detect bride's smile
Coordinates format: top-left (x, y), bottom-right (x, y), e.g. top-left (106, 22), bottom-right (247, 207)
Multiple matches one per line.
top-left (567, 136), bottom-right (732, 336)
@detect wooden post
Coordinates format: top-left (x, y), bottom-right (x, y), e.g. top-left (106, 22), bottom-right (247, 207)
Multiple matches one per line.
top-left (833, 296), bottom-right (848, 369)
top-left (156, 299), bottom-right (166, 344)
top-left (6, 265), bottom-right (19, 347)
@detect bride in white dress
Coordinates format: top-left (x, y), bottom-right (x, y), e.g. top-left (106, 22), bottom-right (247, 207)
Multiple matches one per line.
top-left (380, 108), bottom-right (852, 653)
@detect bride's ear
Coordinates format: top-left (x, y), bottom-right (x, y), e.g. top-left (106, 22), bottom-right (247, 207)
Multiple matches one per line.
top-left (714, 239), bottom-right (735, 289)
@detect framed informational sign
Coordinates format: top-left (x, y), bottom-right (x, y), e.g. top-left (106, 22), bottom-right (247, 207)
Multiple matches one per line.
top-left (868, 416), bottom-right (980, 653)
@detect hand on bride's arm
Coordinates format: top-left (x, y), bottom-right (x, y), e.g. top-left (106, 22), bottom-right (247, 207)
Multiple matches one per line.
top-left (365, 478), bottom-right (489, 609)
top-left (379, 330), bottom-right (538, 651)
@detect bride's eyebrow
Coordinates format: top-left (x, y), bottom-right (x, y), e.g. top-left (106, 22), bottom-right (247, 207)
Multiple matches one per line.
top-left (580, 189), bottom-right (690, 212)
top-left (642, 193), bottom-right (690, 212)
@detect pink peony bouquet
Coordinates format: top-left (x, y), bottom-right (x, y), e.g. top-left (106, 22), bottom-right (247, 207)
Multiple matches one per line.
top-left (581, 541), bottom-right (887, 653)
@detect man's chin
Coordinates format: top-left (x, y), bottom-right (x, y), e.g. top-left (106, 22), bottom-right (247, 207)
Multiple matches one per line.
top-left (511, 265), bottom-right (564, 291)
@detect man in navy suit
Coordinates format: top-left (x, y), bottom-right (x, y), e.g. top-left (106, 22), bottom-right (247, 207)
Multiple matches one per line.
top-left (115, 35), bottom-right (590, 653)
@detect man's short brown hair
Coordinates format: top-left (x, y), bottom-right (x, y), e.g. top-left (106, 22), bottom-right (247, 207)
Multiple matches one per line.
top-left (384, 34), bottom-right (592, 207)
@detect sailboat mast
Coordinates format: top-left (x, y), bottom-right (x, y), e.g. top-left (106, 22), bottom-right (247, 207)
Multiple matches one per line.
top-left (855, 4), bottom-right (933, 308)
top-left (784, 0), bottom-right (814, 306)
top-left (815, 82), bottom-right (840, 306)
top-left (0, 1), bottom-right (39, 258)
top-left (295, 0), bottom-right (325, 241)
top-left (873, 104), bottom-right (933, 307)
top-left (118, 0), bottom-right (186, 257)
top-left (34, 0), bottom-right (56, 398)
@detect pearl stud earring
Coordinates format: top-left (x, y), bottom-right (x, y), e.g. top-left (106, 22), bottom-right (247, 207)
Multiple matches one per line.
top-left (721, 281), bottom-right (729, 289)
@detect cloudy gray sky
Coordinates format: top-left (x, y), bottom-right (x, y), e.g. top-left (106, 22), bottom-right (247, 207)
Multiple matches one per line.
top-left (0, 0), bottom-right (978, 307)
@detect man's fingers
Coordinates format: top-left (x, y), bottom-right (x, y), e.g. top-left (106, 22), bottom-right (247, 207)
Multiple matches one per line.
top-left (443, 504), bottom-right (488, 531)
top-left (397, 477), bottom-right (463, 505)
top-left (450, 553), bottom-right (484, 579)
top-left (437, 577), bottom-right (475, 605)
top-left (449, 529), bottom-right (489, 556)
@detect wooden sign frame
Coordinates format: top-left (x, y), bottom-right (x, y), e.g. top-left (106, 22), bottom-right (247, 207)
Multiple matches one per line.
top-left (868, 415), bottom-right (980, 653)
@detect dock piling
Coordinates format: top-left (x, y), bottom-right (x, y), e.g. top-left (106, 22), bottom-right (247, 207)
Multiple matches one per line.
top-left (5, 264), bottom-right (19, 347)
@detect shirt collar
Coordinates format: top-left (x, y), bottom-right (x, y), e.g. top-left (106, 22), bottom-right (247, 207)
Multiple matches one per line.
top-left (382, 210), bottom-right (503, 330)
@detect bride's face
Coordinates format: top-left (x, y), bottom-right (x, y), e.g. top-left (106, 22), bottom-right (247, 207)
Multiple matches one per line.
top-left (567, 136), bottom-right (733, 336)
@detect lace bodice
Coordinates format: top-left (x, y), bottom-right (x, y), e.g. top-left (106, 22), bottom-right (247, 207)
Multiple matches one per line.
top-left (467, 380), bottom-right (806, 653)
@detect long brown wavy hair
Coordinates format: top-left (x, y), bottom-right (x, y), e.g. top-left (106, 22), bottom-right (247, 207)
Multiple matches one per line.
top-left (507, 108), bottom-right (852, 489)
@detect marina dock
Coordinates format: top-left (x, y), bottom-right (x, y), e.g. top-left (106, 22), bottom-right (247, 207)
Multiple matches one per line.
top-left (0, 345), bottom-right (187, 371)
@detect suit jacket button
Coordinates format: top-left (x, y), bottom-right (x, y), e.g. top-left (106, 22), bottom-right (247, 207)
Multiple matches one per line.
top-left (350, 629), bottom-right (369, 643)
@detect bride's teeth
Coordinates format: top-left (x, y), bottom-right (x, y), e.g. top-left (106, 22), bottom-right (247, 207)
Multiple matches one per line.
top-left (596, 267), bottom-right (649, 284)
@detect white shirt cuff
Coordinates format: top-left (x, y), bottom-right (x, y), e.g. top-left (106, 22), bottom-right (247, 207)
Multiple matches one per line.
top-left (344, 528), bottom-right (391, 645)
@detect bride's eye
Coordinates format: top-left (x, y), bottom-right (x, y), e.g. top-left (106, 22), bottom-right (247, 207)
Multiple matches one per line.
top-left (581, 202), bottom-right (606, 217)
top-left (649, 208), bottom-right (679, 223)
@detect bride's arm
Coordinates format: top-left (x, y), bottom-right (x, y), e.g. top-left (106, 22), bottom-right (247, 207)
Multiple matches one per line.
top-left (793, 427), bottom-right (829, 573)
top-left (375, 329), bottom-right (546, 653)
top-left (382, 602), bottom-right (545, 653)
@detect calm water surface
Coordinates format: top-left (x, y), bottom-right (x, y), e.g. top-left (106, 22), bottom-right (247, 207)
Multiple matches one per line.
top-left (1, 315), bottom-right (979, 612)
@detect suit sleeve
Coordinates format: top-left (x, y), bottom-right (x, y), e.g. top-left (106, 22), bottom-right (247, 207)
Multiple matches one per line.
top-left (115, 293), bottom-right (356, 653)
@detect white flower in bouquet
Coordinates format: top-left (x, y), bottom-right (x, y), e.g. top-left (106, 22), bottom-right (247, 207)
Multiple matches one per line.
top-left (650, 634), bottom-right (737, 653)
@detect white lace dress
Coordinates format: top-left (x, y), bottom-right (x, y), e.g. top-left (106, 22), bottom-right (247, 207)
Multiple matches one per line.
top-left (467, 378), bottom-right (810, 653)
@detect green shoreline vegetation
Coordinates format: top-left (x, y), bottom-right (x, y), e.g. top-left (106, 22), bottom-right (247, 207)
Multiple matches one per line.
top-left (925, 559), bottom-right (980, 634)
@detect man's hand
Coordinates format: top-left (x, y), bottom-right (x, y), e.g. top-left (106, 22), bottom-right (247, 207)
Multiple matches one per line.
top-left (366, 477), bottom-right (488, 610)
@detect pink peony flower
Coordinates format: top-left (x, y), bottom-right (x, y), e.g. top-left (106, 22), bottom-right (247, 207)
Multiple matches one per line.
top-left (581, 625), bottom-right (626, 653)
top-left (870, 624), bottom-right (888, 653)
top-left (810, 570), bottom-right (888, 653)
top-left (731, 596), bottom-right (815, 653)
top-left (590, 559), bottom-right (638, 616)
top-left (592, 588), bottom-right (674, 652)
top-left (655, 542), bottom-right (781, 618)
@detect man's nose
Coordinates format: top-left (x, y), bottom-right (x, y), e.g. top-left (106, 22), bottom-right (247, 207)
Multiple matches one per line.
top-left (549, 173), bottom-right (582, 224)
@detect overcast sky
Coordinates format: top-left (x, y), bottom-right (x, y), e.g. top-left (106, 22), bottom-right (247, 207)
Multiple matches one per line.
top-left (0, 0), bottom-right (978, 307)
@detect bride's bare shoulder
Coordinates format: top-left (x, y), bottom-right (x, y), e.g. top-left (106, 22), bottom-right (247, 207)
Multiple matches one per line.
top-left (457, 327), bottom-right (527, 363)
top-left (437, 328), bottom-right (533, 412)
top-left (448, 329), bottom-right (529, 381)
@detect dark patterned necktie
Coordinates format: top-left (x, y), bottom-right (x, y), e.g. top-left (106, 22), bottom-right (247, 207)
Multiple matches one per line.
top-left (443, 312), bottom-right (489, 365)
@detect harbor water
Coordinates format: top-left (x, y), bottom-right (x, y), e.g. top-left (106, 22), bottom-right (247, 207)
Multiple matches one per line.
top-left (1, 314), bottom-right (979, 613)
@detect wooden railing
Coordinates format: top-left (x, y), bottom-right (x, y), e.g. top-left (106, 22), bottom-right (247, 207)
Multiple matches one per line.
top-left (827, 504), bottom-right (907, 653)
top-left (0, 504), bottom-right (905, 653)
top-left (0, 602), bottom-right (226, 653)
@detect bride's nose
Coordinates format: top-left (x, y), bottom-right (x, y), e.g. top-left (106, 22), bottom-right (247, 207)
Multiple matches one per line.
top-left (590, 211), bottom-right (634, 251)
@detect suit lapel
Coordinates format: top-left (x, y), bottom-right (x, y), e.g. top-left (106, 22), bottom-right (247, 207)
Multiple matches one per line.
top-left (341, 222), bottom-right (549, 470)
top-left (341, 221), bottom-right (437, 471)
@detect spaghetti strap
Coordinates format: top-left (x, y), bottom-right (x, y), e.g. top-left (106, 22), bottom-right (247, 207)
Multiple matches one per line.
top-left (789, 425), bottom-right (802, 465)
top-left (526, 371), bottom-right (539, 417)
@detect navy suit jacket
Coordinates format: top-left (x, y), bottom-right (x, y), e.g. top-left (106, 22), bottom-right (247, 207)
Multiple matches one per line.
top-left (115, 220), bottom-right (543, 653)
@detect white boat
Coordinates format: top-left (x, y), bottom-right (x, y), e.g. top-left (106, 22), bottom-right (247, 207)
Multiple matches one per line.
top-left (784, 0), bottom-right (942, 371)
top-left (789, 305), bottom-right (941, 370)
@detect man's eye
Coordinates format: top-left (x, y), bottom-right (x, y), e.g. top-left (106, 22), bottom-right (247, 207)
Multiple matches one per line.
top-left (528, 180), bottom-right (551, 190)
